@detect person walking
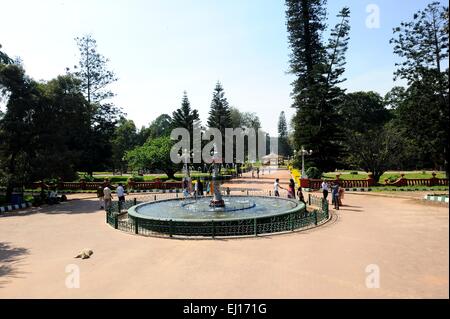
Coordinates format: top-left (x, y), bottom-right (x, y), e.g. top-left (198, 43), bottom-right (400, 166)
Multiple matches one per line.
top-left (321, 180), bottom-right (330, 200)
top-left (97, 186), bottom-right (104, 209)
top-left (117, 183), bottom-right (126, 203)
top-left (332, 182), bottom-right (340, 210)
top-left (103, 185), bottom-right (113, 211)
top-left (256, 167), bottom-right (260, 179)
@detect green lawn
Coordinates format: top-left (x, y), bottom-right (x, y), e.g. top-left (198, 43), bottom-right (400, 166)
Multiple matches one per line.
top-left (323, 171), bottom-right (447, 181)
top-left (370, 185), bottom-right (449, 192)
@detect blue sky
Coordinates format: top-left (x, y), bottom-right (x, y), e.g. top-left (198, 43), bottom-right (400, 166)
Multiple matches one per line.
top-left (0, 0), bottom-right (447, 135)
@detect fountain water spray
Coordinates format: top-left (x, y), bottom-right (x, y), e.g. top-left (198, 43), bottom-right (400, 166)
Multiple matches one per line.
top-left (209, 145), bottom-right (225, 208)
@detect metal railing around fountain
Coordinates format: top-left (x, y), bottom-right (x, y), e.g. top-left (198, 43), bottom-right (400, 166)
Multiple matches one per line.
top-left (105, 192), bottom-right (331, 238)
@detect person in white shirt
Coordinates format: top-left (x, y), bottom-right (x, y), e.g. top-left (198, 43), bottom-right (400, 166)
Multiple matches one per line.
top-left (103, 186), bottom-right (113, 210)
top-left (117, 183), bottom-right (125, 203)
top-left (273, 178), bottom-right (285, 197)
top-left (321, 181), bottom-right (329, 200)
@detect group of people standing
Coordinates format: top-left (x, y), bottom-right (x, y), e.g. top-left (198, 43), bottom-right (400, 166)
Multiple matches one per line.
top-left (272, 177), bottom-right (344, 209)
top-left (97, 183), bottom-right (126, 210)
top-left (273, 178), bottom-right (306, 205)
top-left (183, 178), bottom-right (215, 198)
top-left (321, 180), bottom-right (344, 209)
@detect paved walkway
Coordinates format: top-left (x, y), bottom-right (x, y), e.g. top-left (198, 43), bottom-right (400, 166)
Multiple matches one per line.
top-left (0, 169), bottom-right (448, 298)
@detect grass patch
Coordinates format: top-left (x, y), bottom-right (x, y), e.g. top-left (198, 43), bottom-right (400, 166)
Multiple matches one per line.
top-left (370, 186), bottom-right (448, 192)
top-left (323, 171), bottom-right (447, 181)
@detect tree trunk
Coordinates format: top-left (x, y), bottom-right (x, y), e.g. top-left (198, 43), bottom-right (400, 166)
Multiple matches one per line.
top-left (165, 169), bottom-right (176, 180)
top-left (5, 183), bottom-right (13, 204)
top-left (373, 171), bottom-right (384, 185)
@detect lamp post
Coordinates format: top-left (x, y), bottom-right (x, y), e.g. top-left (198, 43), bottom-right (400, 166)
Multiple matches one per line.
top-left (299, 146), bottom-right (313, 178)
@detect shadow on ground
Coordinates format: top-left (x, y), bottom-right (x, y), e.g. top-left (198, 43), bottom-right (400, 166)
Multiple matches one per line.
top-left (0, 199), bottom-right (101, 218)
top-left (0, 242), bottom-right (29, 288)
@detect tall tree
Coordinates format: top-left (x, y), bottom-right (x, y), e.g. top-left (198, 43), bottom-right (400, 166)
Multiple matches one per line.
top-left (286, 1), bottom-right (351, 171)
top-left (36, 75), bottom-right (91, 181)
top-left (338, 91), bottom-right (393, 181)
top-left (0, 44), bottom-right (13, 65)
top-left (126, 136), bottom-right (181, 180)
top-left (74, 35), bottom-right (117, 104)
top-left (73, 34), bottom-right (122, 175)
top-left (207, 82), bottom-right (232, 157)
top-left (345, 124), bottom-right (406, 183)
top-left (390, 1), bottom-right (449, 175)
top-left (207, 82), bottom-right (232, 133)
top-left (229, 107), bottom-right (242, 128)
top-left (111, 118), bottom-right (139, 173)
top-left (241, 112), bottom-right (261, 132)
top-left (172, 91), bottom-right (200, 133)
top-left (338, 91), bottom-right (391, 133)
top-left (0, 64), bottom-right (42, 200)
top-left (277, 111), bottom-right (291, 156)
top-left (0, 65), bottom-right (91, 200)
top-left (390, 2), bottom-right (448, 85)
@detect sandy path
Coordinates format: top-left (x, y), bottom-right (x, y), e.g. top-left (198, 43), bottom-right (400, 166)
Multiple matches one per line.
top-left (0, 169), bottom-right (448, 298)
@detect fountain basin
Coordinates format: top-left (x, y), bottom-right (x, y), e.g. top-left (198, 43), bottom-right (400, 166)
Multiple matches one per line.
top-left (127, 196), bottom-right (308, 237)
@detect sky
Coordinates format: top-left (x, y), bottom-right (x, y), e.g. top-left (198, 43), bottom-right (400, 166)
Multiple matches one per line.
top-left (0, 0), bottom-right (447, 135)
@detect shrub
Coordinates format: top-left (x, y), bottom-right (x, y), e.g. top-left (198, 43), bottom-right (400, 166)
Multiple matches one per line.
top-left (350, 171), bottom-right (358, 175)
top-left (387, 175), bottom-right (400, 183)
top-left (80, 174), bottom-right (95, 182)
top-left (306, 167), bottom-right (322, 179)
top-left (131, 175), bottom-right (145, 182)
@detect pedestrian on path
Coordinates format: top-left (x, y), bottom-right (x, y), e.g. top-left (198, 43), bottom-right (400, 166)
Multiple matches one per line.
top-left (288, 179), bottom-right (296, 199)
top-left (117, 183), bottom-right (126, 203)
top-left (97, 186), bottom-right (104, 209)
top-left (321, 180), bottom-right (329, 200)
top-left (103, 186), bottom-right (113, 211)
top-left (274, 178), bottom-right (285, 197)
top-left (332, 182), bottom-right (340, 210)
top-left (297, 186), bottom-right (306, 205)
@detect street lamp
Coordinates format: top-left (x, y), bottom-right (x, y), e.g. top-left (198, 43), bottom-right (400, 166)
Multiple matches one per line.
top-left (299, 146), bottom-right (313, 179)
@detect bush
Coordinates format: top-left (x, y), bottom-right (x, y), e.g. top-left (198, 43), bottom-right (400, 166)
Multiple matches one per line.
top-left (81, 174), bottom-right (95, 182)
top-left (350, 171), bottom-right (358, 175)
top-left (131, 175), bottom-right (145, 182)
top-left (387, 175), bottom-right (400, 183)
top-left (306, 167), bottom-right (322, 179)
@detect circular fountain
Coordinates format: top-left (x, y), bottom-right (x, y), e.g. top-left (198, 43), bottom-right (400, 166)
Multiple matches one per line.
top-left (127, 195), bottom-right (305, 237)
top-left (124, 146), bottom-right (316, 237)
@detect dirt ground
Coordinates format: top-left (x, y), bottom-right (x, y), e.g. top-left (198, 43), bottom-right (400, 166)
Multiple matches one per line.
top-left (0, 169), bottom-right (448, 298)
